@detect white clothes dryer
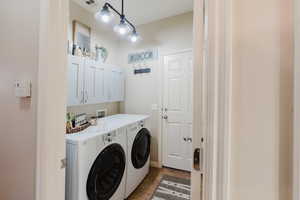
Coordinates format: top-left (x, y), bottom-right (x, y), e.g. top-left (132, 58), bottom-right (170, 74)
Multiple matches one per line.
top-left (125, 119), bottom-right (151, 198)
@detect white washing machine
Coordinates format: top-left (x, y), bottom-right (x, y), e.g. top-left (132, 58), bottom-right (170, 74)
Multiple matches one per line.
top-left (125, 119), bottom-right (151, 198)
top-left (66, 128), bottom-right (127, 200)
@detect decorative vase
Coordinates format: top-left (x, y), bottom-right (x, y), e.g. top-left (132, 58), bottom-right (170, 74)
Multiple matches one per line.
top-left (95, 45), bottom-right (108, 63)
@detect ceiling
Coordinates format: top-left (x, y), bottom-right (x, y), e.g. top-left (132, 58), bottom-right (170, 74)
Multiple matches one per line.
top-left (72, 0), bottom-right (193, 26)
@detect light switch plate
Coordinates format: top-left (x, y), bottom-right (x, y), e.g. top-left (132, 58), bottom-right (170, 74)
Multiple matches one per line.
top-left (15, 80), bottom-right (31, 98)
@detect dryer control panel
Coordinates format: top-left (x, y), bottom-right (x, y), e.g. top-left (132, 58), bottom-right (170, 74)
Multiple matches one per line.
top-left (138, 120), bottom-right (144, 128)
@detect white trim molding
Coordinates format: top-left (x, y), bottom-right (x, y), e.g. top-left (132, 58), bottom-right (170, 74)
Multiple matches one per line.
top-left (150, 161), bottom-right (161, 168)
top-left (203, 0), bottom-right (233, 199)
top-left (191, 1), bottom-right (205, 199)
top-left (36, 0), bottom-right (68, 200)
top-left (294, 0), bottom-right (300, 199)
top-left (215, 0), bottom-right (233, 199)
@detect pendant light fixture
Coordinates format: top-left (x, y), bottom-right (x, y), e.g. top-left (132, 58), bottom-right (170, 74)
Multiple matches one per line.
top-left (114, 16), bottom-right (130, 35)
top-left (95, 4), bottom-right (113, 23)
top-left (95, 0), bottom-right (140, 43)
top-left (129, 30), bottom-right (140, 43)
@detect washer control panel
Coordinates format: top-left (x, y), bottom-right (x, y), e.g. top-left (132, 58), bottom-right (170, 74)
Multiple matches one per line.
top-left (103, 131), bottom-right (117, 144)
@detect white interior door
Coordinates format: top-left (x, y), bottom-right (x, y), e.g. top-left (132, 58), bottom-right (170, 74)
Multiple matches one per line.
top-left (162, 50), bottom-right (193, 171)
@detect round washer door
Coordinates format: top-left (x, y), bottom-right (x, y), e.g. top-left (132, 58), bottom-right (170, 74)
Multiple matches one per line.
top-left (131, 128), bottom-right (151, 169)
top-left (86, 143), bottom-right (126, 200)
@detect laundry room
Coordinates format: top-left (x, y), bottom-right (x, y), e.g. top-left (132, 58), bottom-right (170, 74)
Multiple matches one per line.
top-left (66, 0), bottom-right (194, 199)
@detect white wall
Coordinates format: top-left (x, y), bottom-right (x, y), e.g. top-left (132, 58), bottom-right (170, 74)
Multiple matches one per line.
top-left (67, 103), bottom-right (120, 117)
top-left (69, 1), bottom-right (121, 65)
top-left (120, 12), bottom-right (193, 162)
top-left (230, 0), bottom-right (293, 199)
top-left (67, 1), bottom-right (121, 116)
top-left (0, 1), bottom-right (39, 199)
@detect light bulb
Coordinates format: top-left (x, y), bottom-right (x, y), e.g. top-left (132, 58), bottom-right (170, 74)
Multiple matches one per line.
top-left (129, 31), bottom-right (140, 43)
top-left (95, 6), bottom-right (112, 23)
top-left (131, 35), bottom-right (138, 42)
top-left (101, 14), bottom-right (111, 23)
top-left (114, 20), bottom-right (130, 36)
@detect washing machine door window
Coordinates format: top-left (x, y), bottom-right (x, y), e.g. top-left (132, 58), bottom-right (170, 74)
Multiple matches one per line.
top-left (131, 128), bottom-right (151, 169)
top-left (86, 143), bottom-right (126, 200)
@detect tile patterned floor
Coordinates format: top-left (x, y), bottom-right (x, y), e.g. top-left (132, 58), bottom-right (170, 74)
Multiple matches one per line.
top-left (127, 167), bottom-right (191, 200)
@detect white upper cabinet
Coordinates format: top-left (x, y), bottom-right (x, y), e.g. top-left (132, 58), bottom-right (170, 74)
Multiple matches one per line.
top-left (67, 56), bottom-right (125, 106)
top-left (67, 56), bottom-right (85, 106)
top-left (106, 66), bottom-right (125, 102)
top-left (84, 59), bottom-right (106, 104)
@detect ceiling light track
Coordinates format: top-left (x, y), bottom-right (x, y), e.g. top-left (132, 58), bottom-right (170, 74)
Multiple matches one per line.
top-left (95, 0), bottom-right (140, 42)
top-left (103, 2), bottom-right (135, 31)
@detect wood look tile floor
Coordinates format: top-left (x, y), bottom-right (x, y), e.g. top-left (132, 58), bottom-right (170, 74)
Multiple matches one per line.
top-left (126, 167), bottom-right (191, 200)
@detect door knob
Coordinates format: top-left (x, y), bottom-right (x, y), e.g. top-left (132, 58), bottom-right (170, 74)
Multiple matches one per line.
top-left (187, 137), bottom-right (192, 142)
top-left (163, 115), bottom-right (168, 119)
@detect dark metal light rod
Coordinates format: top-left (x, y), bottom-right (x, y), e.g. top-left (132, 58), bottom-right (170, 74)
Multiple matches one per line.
top-left (104, 2), bottom-right (136, 31)
top-left (121, 0), bottom-right (124, 15)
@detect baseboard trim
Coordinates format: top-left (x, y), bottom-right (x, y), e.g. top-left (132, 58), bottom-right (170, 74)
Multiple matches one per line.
top-left (150, 161), bottom-right (161, 168)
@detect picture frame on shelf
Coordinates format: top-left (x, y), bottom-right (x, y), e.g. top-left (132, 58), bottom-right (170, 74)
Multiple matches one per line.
top-left (72, 20), bottom-right (91, 53)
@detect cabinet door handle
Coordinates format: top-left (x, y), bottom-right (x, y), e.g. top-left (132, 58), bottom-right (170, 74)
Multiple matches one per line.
top-left (80, 91), bottom-right (84, 104)
top-left (85, 91), bottom-right (88, 103)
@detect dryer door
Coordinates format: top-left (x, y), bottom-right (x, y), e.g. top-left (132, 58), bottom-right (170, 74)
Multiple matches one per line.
top-left (86, 143), bottom-right (126, 200)
top-left (131, 128), bottom-right (151, 169)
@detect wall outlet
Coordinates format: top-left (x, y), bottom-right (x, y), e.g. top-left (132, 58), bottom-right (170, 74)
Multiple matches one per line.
top-left (96, 109), bottom-right (107, 118)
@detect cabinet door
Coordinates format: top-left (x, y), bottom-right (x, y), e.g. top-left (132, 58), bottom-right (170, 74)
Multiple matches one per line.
top-left (84, 59), bottom-right (106, 104)
top-left (117, 69), bottom-right (125, 101)
top-left (107, 67), bottom-right (125, 102)
top-left (67, 55), bottom-right (85, 106)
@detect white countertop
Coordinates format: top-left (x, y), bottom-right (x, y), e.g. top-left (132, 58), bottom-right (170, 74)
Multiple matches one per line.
top-left (66, 114), bottom-right (149, 144)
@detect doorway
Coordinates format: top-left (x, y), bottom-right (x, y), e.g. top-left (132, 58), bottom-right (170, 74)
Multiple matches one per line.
top-left (36, 0), bottom-right (232, 200)
top-left (161, 50), bottom-right (193, 172)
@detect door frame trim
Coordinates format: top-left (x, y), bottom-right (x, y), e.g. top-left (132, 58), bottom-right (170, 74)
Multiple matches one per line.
top-left (36, 0), bottom-right (233, 199)
top-left (294, 0), bottom-right (300, 199)
top-left (158, 48), bottom-right (193, 170)
top-left (36, 0), bottom-right (68, 200)
top-left (213, 0), bottom-right (233, 199)
top-left (192, 0), bottom-right (233, 199)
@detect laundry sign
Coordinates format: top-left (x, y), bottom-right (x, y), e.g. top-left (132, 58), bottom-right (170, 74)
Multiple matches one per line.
top-left (134, 68), bottom-right (151, 74)
top-left (128, 49), bottom-right (158, 64)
